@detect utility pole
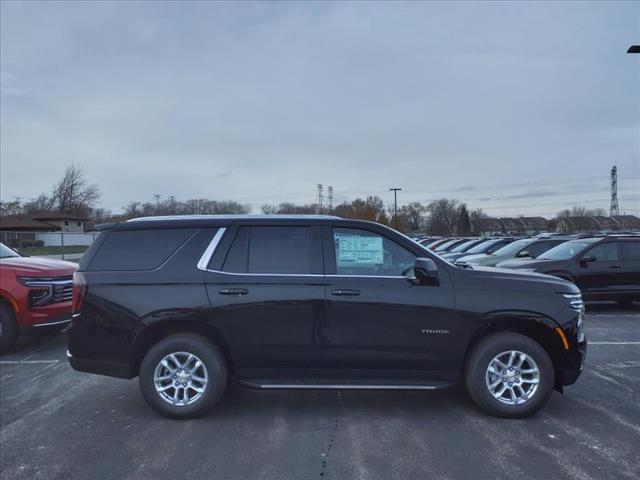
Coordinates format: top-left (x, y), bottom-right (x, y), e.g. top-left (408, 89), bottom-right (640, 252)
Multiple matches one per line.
top-left (317, 184), bottom-right (324, 214)
top-left (389, 187), bottom-right (402, 228)
top-left (610, 166), bottom-right (620, 216)
top-left (327, 186), bottom-right (333, 211)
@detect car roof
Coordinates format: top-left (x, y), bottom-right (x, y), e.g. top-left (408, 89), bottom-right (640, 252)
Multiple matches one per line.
top-left (99, 214), bottom-right (364, 231)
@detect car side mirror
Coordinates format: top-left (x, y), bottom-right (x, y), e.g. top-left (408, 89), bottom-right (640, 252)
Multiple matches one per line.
top-left (412, 258), bottom-right (439, 286)
top-left (517, 250), bottom-right (530, 258)
top-left (580, 255), bottom-right (596, 265)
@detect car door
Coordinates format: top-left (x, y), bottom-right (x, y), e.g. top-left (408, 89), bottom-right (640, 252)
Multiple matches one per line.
top-left (321, 224), bottom-right (457, 381)
top-left (620, 240), bottom-right (640, 295)
top-left (574, 241), bottom-right (623, 295)
top-left (204, 224), bottom-right (326, 377)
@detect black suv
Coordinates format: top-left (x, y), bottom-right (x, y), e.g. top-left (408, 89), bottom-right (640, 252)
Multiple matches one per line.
top-left (68, 215), bottom-right (586, 419)
top-left (497, 236), bottom-right (640, 304)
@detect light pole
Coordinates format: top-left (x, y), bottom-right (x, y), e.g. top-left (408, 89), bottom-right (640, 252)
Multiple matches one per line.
top-left (389, 187), bottom-right (402, 228)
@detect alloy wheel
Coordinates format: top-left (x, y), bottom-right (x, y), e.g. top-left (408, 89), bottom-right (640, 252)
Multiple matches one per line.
top-left (153, 351), bottom-right (209, 406)
top-left (485, 350), bottom-right (540, 405)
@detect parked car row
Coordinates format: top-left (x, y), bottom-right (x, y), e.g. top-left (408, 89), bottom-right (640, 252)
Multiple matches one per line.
top-left (409, 233), bottom-right (640, 305)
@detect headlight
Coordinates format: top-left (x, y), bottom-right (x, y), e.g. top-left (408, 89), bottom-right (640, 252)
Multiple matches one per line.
top-left (563, 293), bottom-right (585, 342)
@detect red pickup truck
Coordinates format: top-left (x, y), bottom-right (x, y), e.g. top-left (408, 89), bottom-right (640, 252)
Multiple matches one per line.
top-left (0, 242), bottom-right (77, 352)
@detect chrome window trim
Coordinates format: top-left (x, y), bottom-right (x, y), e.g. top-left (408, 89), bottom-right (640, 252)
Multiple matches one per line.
top-left (196, 228), bottom-right (227, 271)
top-left (197, 227), bottom-right (410, 279)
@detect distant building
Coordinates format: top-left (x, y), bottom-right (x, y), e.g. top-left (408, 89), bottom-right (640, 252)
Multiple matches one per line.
top-left (471, 217), bottom-right (505, 236)
top-left (0, 212), bottom-right (88, 235)
top-left (556, 215), bottom-right (640, 233)
top-left (612, 215), bottom-right (640, 231)
top-left (26, 212), bottom-right (88, 233)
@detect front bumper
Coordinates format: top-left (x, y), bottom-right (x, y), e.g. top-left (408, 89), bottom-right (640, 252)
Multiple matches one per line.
top-left (562, 339), bottom-right (587, 385)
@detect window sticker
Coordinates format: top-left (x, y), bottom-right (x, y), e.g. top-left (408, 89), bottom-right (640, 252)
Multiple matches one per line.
top-left (335, 233), bottom-right (384, 266)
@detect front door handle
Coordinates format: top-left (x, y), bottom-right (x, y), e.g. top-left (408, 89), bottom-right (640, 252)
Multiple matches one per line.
top-left (218, 288), bottom-right (249, 296)
top-left (331, 289), bottom-right (361, 297)
top-left (609, 265), bottom-right (622, 270)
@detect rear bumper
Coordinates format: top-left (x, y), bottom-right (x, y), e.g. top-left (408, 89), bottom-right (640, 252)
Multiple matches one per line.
top-left (562, 339), bottom-right (587, 385)
top-left (67, 350), bottom-right (132, 379)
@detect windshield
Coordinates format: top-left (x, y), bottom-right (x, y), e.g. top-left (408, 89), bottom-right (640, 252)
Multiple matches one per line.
top-left (0, 243), bottom-right (20, 259)
top-left (537, 240), bottom-right (595, 260)
top-left (466, 239), bottom-right (501, 254)
top-left (434, 239), bottom-right (459, 251)
top-left (490, 239), bottom-right (534, 257)
top-left (449, 239), bottom-right (482, 253)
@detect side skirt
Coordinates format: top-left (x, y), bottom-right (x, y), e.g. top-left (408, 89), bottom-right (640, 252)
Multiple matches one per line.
top-left (232, 378), bottom-right (455, 390)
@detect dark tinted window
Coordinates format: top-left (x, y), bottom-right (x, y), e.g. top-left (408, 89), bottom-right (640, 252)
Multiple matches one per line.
top-left (222, 227), bottom-right (249, 273)
top-left (88, 228), bottom-right (196, 271)
top-left (247, 226), bottom-right (316, 274)
top-left (485, 240), bottom-right (511, 254)
top-left (584, 242), bottom-right (618, 262)
top-left (333, 228), bottom-right (415, 276)
top-left (528, 240), bottom-right (564, 258)
top-left (620, 241), bottom-right (640, 261)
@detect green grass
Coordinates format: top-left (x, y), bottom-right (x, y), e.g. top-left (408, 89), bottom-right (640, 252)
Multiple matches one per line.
top-left (21, 245), bottom-right (89, 256)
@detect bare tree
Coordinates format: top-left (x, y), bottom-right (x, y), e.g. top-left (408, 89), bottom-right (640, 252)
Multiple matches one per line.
top-left (51, 165), bottom-right (100, 214)
top-left (0, 200), bottom-right (23, 216)
top-left (426, 198), bottom-right (459, 235)
top-left (396, 202), bottom-right (427, 231)
top-left (23, 194), bottom-right (54, 213)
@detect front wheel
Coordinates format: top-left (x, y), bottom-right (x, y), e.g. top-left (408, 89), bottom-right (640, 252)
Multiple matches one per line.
top-left (465, 332), bottom-right (554, 418)
top-left (139, 334), bottom-right (227, 419)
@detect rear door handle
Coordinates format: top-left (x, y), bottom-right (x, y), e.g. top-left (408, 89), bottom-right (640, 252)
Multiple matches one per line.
top-left (218, 288), bottom-right (249, 296)
top-left (331, 289), bottom-right (361, 297)
top-left (609, 265), bottom-right (622, 269)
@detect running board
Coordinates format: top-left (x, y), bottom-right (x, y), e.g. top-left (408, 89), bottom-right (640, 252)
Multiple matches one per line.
top-left (233, 378), bottom-right (454, 390)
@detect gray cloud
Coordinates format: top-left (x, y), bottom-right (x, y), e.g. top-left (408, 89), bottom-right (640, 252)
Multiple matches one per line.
top-left (1, 1), bottom-right (638, 217)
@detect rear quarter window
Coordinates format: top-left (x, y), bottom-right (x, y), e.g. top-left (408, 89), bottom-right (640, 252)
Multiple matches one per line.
top-left (87, 228), bottom-right (196, 271)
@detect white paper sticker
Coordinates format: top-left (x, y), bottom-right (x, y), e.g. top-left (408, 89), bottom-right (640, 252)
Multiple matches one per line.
top-left (335, 234), bottom-right (384, 265)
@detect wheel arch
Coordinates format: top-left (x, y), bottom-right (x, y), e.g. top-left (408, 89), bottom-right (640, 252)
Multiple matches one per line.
top-left (463, 312), bottom-right (567, 391)
top-left (129, 320), bottom-right (234, 378)
top-left (544, 270), bottom-right (576, 283)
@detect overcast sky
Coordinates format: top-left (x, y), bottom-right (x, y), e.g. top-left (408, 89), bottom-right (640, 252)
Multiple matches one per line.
top-left (1, 1), bottom-right (639, 217)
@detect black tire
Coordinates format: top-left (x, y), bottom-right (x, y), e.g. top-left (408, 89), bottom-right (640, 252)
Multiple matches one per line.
top-left (138, 333), bottom-right (227, 419)
top-left (0, 302), bottom-right (19, 354)
top-left (465, 332), bottom-right (554, 418)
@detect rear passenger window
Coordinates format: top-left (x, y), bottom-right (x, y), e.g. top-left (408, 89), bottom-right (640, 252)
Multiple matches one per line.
top-left (88, 229), bottom-right (196, 271)
top-left (621, 242), bottom-right (640, 261)
top-left (223, 226), bottom-right (319, 274)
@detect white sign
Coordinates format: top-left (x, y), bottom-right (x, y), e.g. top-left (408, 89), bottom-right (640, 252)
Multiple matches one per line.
top-left (335, 233), bottom-right (384, 265)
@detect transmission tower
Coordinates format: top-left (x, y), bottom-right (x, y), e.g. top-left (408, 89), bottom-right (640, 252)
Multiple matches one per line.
top-left (327, 186), bottom-right (333, 211)
top-left (610, 166), bottom-right (620, 217)
top-left (317, 184), bottom-right (324, 213)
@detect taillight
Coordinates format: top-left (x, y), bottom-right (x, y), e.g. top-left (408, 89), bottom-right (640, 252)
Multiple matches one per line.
top-left (72, 272), bottom-right (87, 315)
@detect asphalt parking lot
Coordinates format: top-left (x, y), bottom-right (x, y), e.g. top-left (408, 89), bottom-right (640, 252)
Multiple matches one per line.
top-left (1, 303), bottom-right (639, 480)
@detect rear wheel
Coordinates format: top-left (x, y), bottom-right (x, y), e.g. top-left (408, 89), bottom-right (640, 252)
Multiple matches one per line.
top-left (465, 332), bottom-right (554, 418)
top-left (139, 333), bottom-right (227, 419)
top-left (0, 302), bottom-right (19, 354)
